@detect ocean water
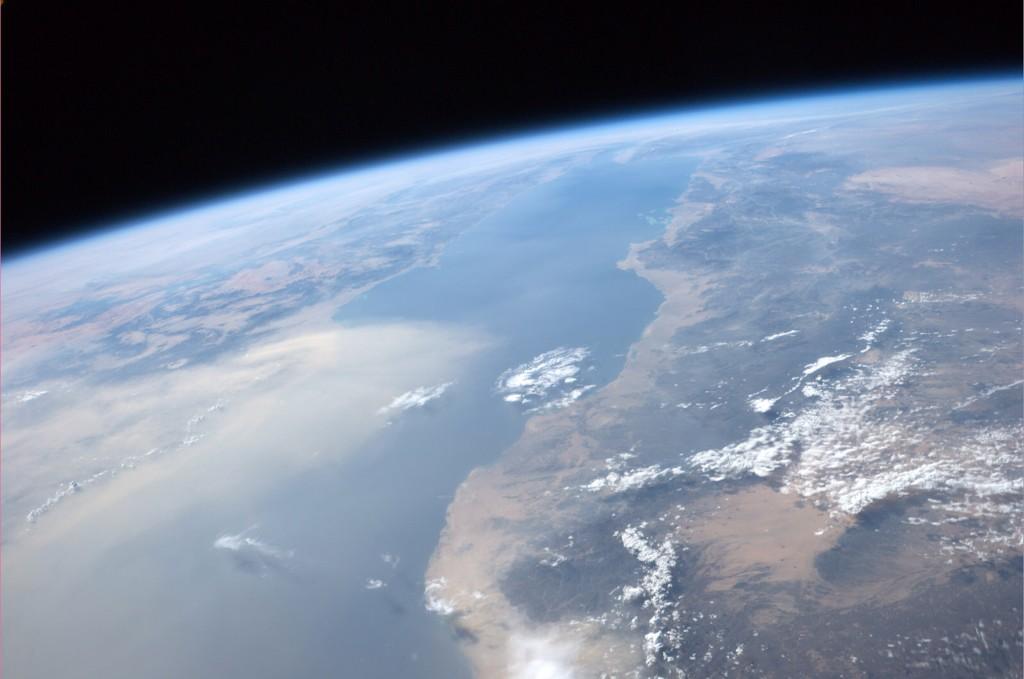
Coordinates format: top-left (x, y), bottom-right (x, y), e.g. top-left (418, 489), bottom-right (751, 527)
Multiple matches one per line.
top-left (303, 152), bottom-right (697, 676)
top-left (4, 152), bottom-right (696, 679)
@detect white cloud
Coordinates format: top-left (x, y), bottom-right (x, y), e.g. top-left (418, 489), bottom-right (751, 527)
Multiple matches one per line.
top-left (760, 330), bottom-right (799, 342)
top-left (508, 631), bottom-right (579, 679)
top-left (424, 577), bottom-right (457, 616)
top-left (899, 291), bottom-right (982, 305)
top-left (953, 379), bottom-right (1024, 411)
top-left (213, 527), bottom-right (293, 575)
top-left (364, 578), bottom-right (386, 590)
top-left (542, 385), bottom-right (596, 410)
top-left (678, 339), bottom-right (755, 356)
top-left (857, 318), bottom-right (891, 352)
top-left (748, 397), bottom-right (779, 413)
top-left (801, 353), bottom-right (852, 377)
top-left (24, 402), bottom-right (227, 527)
top-left (619, 525), bottom-right (678, 667)
top-left (689, 350), bottom-right (1024, 552)
top-left (583, 464), bottom-right (684, 494)
top-left (496, 347), bottom-right (593, 410)
top-left (26, 479), bottom-right (88, 524)
top-left (377, 381), bottom-right (454, 415)
top-left (691, 350), bottom-right (916, 481)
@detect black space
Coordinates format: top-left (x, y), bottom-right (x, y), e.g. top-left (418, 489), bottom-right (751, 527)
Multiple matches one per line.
top-left (3, 2), bottom-right (1020, 254)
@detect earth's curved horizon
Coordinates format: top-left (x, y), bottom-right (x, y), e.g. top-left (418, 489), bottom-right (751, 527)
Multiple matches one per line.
top-left (7, 74), bottom-right (1016, 266)
top-left (3, 76), bottom-right (1022, 678)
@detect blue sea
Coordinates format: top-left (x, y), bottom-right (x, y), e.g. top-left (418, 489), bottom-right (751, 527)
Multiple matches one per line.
top-left (291, 152), bottom-right (697, 676)
top-left (5, 150), bottom-right (696, 679)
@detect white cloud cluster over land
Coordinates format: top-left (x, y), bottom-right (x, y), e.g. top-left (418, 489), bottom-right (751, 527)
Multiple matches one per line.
top-left (508, 630), bottom-right (579, 679)
top-left (760, 329), bottom-right (799, 342)
top-left (424, 576), bottom-right (457, 616)
top-left (691, 350), bottom-right (916, 482)
top-left (857, 318), bottom-right (891, 352)
top-left (377, 381), bottom-right (454, 415)
top-left (496, 347), bottom-right (593, 410)
top-left (619, 525), bottom-right (679, 667)
top-left (688, 348), bottom-right (1023, 552)
top-left (801, 353), bottom-right (852, 377)
top-left (584, 463), bottom-right (684, 494)
top-left (748, 396), bottom-right (779, 413)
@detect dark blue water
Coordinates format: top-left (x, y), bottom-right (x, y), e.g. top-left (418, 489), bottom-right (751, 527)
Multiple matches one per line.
top-left (338, 156), bottom-right (693, 354)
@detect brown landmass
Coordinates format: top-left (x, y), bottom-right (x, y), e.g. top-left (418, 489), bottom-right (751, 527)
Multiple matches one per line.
top-left (844, 158), bottom-right (1024, 217)
top-left (425, 169), bottom-right (728, 673)
top-left (425, 144), bottom-right (1024, 675)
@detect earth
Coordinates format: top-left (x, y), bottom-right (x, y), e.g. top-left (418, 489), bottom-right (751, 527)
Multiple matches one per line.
top-left (3, 78), bottom-right (1022, 678)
